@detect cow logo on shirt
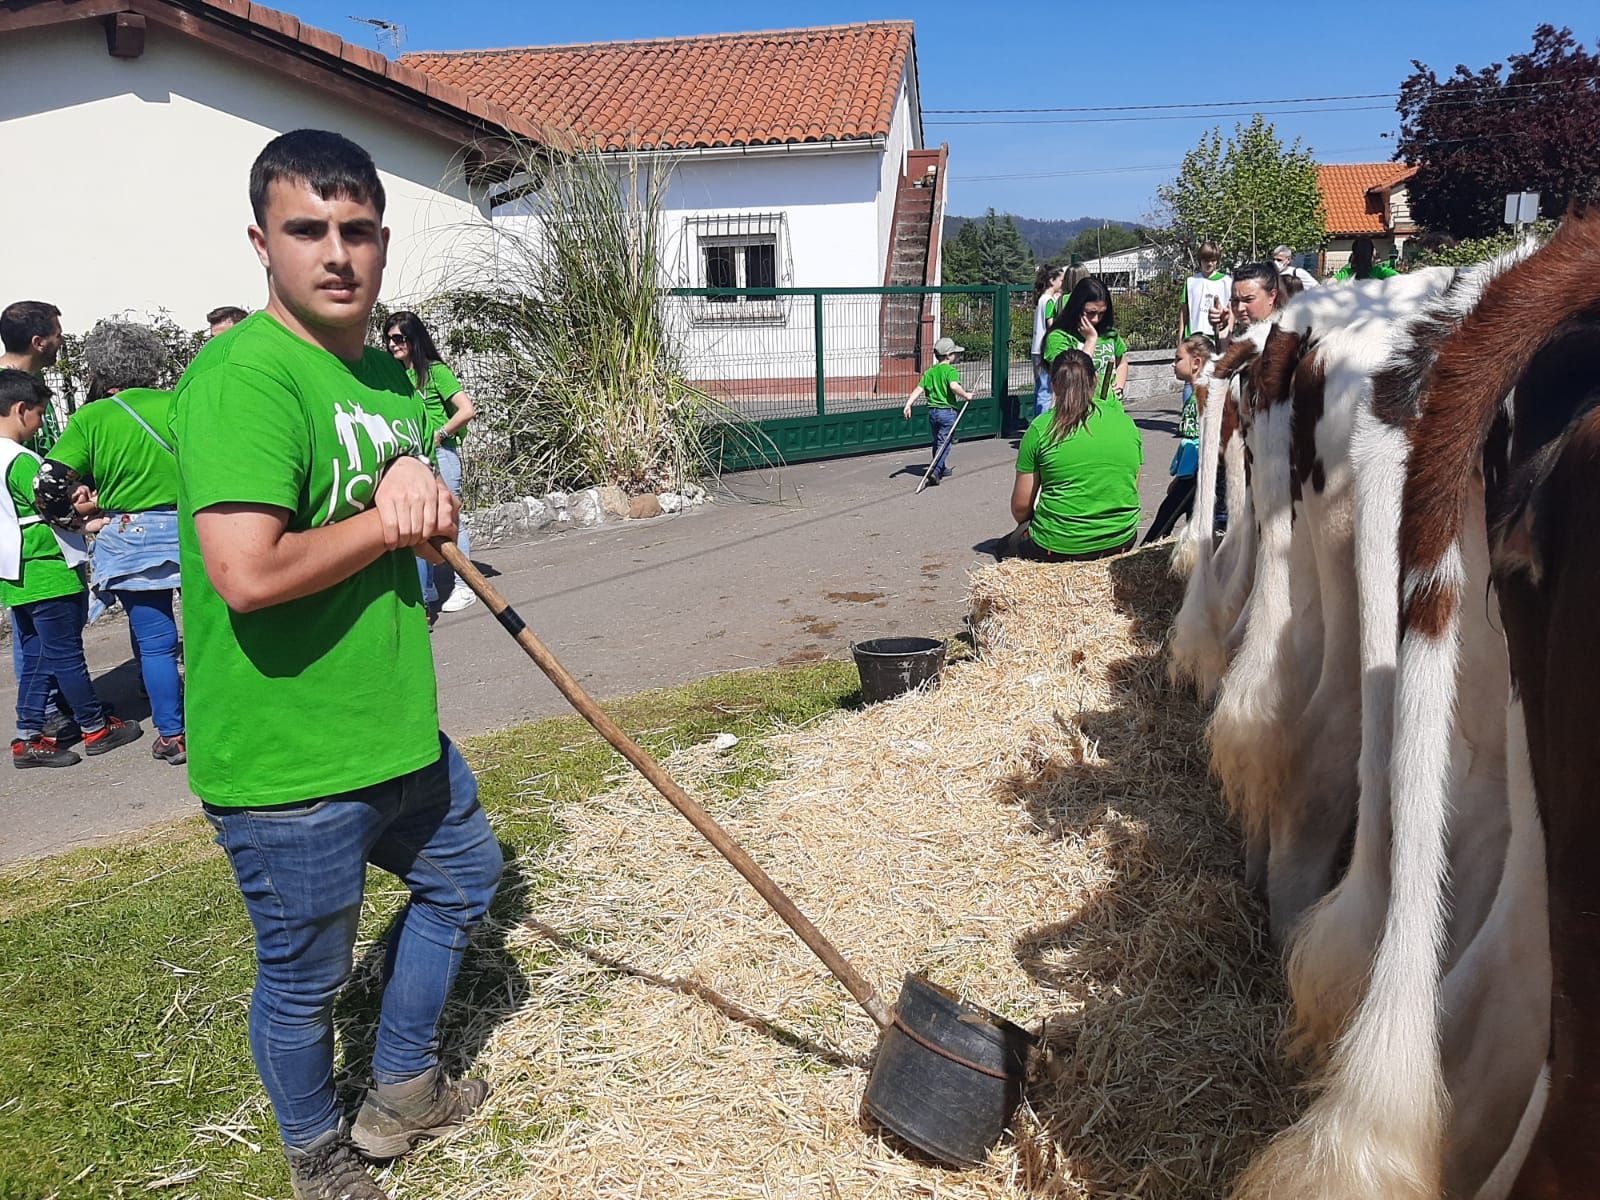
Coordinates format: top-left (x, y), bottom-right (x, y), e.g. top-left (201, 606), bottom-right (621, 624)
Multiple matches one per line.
top-left (326, 401), bottom-right (425, 524)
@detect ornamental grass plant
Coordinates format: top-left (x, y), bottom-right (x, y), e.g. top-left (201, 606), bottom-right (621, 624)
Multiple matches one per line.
top-left (422, 139), bottom-right (765, 506)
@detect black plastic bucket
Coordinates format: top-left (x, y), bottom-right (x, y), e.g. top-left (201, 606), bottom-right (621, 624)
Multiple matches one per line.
top-left (861, 973), bottom-right (1036, 1165)
top-left (851, 638), bottom-right (946, 705)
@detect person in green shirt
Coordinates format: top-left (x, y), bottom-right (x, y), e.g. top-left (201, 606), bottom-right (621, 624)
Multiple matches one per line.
top-left (901, 336), bottom-right (976, 485)
top-left (174, 130), bottom-right (500, 1200)
top-left (38, 319), bottom-right (186, 762)
top-left (1041, 277), bottom-right (1129, 403)
top-left (1333, 236), bottom-right (1399, 282)
top-left (383, 311), bottom-right (478, 616)
top-left (2, 369), bottom-right (143, 768)
top-left (1, 299), bottom-right (70, 725)
top-left (1008, 349), bottom-right (1143, 560)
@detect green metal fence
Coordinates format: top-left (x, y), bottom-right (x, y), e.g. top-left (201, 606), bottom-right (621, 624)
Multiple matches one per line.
top-left (667, 285), bottom-right (1034, 471)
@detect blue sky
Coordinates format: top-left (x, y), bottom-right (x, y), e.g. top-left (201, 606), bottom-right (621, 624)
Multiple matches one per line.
top-left (292, 0), bottom-right (1594, 222)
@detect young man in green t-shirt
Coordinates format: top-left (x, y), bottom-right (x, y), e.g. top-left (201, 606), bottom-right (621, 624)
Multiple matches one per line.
top-left (901, 336), bottom-right (975, 485)
top-left (174, 131), bottom-right (501, 1200)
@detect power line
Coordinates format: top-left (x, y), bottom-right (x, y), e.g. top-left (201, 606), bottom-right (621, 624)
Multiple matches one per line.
top-left (926, 104), bottom-right (1393, 127)
top-left (923, 73), bottom-right (1600, 116)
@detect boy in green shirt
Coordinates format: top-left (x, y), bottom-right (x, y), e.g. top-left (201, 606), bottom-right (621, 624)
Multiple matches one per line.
top-left (175, 131), bottom-right (501, 1200)
top-left (901, 336), bottom-right (975, 485)
top-left (2, 370), bottom-right (142, 767)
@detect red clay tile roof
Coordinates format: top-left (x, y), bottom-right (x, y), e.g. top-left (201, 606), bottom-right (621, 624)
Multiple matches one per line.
top-left (1318, 163), bottom-right (1418, 235)
top-left (0, 0), bottom-right (543, 145)
top-left (401, 22), bottom-right (915, 151)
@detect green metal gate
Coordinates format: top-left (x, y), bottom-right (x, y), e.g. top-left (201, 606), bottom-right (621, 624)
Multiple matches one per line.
top-left (667, 285), bottom-right (1033, 471)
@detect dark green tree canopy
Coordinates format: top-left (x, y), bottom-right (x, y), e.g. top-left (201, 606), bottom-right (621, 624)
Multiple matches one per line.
top-left (942, 208), bottom-right (1036, 284)
top-left (1397, 25), bottom-right (1600, 238)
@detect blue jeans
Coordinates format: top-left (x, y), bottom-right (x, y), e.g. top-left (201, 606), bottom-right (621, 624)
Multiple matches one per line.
top-left (13, 592), bottom-right (104, 739)
top-left (928, 406), bottom-right (958, 477)
top-left (9, 607), bottom-right (63, 723)
top-left (1033, 356), bottom-right (1052, 416)
top-left (204, 735), bottom-right (502, 1149)
top-left (114, 589), bottom-right (182, 737)
top-left (417, 446), bottom-right (472, 604)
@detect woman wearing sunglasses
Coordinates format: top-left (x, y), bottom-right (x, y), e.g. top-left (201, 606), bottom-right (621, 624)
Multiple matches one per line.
top-left (384, 311), bottom-right (477, 617)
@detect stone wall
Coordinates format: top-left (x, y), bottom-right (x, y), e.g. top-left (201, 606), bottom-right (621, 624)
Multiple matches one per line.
top-left (1123, 347), bottom-right (1181, 405)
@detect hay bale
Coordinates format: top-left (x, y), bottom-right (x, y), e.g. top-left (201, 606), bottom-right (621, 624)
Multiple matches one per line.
top-left (404, 546), bottom-right (1303, 1197)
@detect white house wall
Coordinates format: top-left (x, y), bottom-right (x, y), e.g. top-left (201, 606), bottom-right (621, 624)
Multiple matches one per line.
top-left (0, 21), bottom-right (489, 332)
top-left (876, 72), bottom-right (913, 283)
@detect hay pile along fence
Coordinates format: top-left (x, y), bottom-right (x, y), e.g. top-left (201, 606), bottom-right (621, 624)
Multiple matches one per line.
top-left (377, 548), bottom-right (1302, 1197)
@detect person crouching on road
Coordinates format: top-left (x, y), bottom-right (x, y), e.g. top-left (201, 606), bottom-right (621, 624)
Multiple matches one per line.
top-left (2, 369), bottom-right (143, 768)
top-left (35, 319), bottom-right (186, 763)
top-left (1005, 349), bottom-right (1142, 561)
top-left (173, 129), bottom-right (501, 1200)
top-left (902, 336), bottom-right (975, 486)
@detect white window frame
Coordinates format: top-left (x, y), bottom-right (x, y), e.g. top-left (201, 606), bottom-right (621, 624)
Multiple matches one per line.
top-left (685, 214), bottom-right (788, 325)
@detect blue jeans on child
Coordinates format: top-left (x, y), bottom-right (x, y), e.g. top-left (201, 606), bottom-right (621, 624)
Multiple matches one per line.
top-left (417, 445), bottom-right (472, 604)
top-left (13, 592), bottom-right (104, 740)
top-left (928, 406), bottom-right (958, 477)
top-left (1033, 356), bottom-right (1052, 416)
top-left (10, 608), bottom-right (64, 724)
top-left (203, 735), bottom-right (502, 1149)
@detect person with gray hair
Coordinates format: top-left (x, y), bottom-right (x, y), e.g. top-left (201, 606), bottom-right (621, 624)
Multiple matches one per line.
top-left (36, 319), bottom-right (185, 762)
top-left (1271, 245), bottom-right (1318, 290)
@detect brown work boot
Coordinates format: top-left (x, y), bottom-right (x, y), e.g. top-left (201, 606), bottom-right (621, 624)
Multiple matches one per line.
top-left (350, 1067), bottom-right (490, 1159)
top-left (284, 1124), bottom-right (390, 1199)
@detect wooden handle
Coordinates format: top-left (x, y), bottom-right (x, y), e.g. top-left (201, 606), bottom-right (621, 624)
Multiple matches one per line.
top-left (434, 540), bottom-right (893, 1030)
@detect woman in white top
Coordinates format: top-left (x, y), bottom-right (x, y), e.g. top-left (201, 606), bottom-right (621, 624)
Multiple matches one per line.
top-left (1030, 264), bottom-right (1066, 417)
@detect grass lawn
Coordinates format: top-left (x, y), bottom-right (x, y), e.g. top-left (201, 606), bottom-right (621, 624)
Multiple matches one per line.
top-left (0, 661), bottom-right (859, 1200)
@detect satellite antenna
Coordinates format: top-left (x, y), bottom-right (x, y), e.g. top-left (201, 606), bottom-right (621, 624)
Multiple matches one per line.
top-left (348, 16), bottom-right (405, 56)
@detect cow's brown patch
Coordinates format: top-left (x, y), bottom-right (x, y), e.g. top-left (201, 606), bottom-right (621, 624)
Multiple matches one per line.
top-left (1255, 326), bottom-right (1303, 411)
top-left (1291, 348), bottom-right (1327, 495)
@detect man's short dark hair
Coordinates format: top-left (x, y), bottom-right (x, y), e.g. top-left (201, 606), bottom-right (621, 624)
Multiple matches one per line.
top-left (0, 367), bottom-right (51, 416)
top-left (249, 130), bottom-right (386, 225)
top-left (1, 301), bottom-right (62, 355)
top-left (206, 306), bottom-right (249, 327)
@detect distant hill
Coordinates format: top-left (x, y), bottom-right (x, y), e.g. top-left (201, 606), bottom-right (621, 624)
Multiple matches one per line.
top-left (943, 214), bottom-right (1139, 262)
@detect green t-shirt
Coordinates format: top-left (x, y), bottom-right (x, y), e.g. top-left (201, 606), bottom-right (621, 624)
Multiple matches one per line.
top-left (1042, 327), bottom-right (1127, 392)
top-left (25, 403), bottom-right (63, 457)
top-left (173, 312), bottom-right (439, 808)
top-left (2, 452), bottom-right (84, 607)
top-left (1334, 262), bottom-right (1399, 281)
top-left (45, 388), bottom-right (178, 513)
top-left (418, 362), bottom-right (467, 452)
top-left (918, 361), bottom-right (962, 409)
top-left (1016, 399), bottom-right (1143, 556)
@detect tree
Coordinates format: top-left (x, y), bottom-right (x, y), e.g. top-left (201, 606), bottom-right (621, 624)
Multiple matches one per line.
top-left (1154, 115), bottom-right (1326, 266)
top-left (1054, 223), bottom-right (1142, 264)
top-left (941, 209), bottom-right (1035, 284)
top-left (1397, 25), bottom-right (1600, 238)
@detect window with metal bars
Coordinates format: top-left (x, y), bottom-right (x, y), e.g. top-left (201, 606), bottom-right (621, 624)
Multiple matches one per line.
top-left (684, 213), bottom-right (789, 324)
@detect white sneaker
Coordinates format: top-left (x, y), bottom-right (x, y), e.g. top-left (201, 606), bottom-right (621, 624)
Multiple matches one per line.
top-left (440, 583), bottom-right (478, 613)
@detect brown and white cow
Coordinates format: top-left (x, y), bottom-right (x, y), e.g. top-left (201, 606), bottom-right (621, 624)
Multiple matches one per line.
top-left (1228, 208), bottom-right (1600, 1199)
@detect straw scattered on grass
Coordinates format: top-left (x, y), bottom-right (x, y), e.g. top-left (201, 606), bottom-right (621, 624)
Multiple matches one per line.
top-left (366, 545), bottom-right (1301, 1198)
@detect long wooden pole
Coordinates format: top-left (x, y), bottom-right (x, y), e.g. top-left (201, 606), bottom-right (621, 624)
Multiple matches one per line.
top-left (436, 540), bottom-right (894, 1030)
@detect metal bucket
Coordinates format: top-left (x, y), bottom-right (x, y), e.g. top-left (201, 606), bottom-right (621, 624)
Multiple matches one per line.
top-left (861, 973), bottom-right (1036, 1165)
top-left (851, 637), bottom-right (946, 705)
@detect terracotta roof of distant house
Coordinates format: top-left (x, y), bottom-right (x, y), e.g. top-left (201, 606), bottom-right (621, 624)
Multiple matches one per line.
top-left (1318, 163), bottom-right (1418, 235)
top-left (0, 0), bottom-right (543, 146)
top-left (401, 22), bottom-right (916, 151)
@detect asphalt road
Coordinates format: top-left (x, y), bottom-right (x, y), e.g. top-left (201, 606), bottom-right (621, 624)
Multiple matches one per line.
top-left (1, 387), bottom-right (1183, 864)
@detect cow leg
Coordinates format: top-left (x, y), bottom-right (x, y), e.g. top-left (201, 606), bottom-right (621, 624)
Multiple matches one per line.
top-left (1438, 693), bottom-right (1548, 1200)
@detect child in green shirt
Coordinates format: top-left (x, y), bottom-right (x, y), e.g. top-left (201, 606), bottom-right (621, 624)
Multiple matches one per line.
top-left (901, 336), bottom-right (975, 485)
top-left (2, 369), bottom-right (142, 768)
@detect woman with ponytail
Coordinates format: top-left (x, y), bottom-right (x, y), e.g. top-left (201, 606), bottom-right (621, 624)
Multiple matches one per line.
top-left (1006, 348), bottom-right (1142, 561)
